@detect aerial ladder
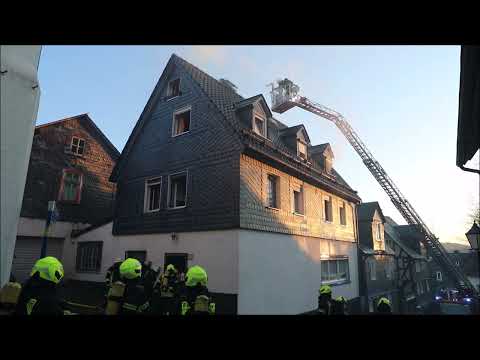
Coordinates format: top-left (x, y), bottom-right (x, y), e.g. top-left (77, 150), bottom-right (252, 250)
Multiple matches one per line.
top-left (269, 79), bottom-right (477, 295)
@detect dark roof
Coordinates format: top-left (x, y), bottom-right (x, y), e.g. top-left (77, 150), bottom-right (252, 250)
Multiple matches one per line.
top-left (457, 46), bottom-right (480, 168)
top-left (310, 143), bottom-right (330, 154)
top-left (110, 54), bottom-right (358, 199)
top-left (384, 216), bottom-right (398, 226)
top-left (384, 222), bottom-right (425, 259)
top-left (357, 202), bottom-right (385, 222)
top-left (234, 94), bottom-right (273, 118)
top-left (71, 218), bottom-right (113, 238)
top-left (279, 124), bottom-right (311, 143)
top-left (36, 113), bottom-right (120, 159)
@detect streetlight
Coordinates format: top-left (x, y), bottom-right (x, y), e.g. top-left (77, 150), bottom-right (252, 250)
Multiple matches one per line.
top-left (465, 221), bottom-right (480, 312)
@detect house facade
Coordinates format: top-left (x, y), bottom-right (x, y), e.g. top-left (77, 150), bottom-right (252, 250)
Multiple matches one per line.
top-left (357, 202), bottom-right (398, 313)
top-left (71, 54), bottom-right (362, 314)
top-left (384, 216), bottom-right (434, 313)
top-left (12, 114), bottom-right (119, 283)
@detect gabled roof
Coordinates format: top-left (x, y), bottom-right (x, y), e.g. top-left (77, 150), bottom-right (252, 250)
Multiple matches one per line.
top-left (384, 221), bottom-right (425, 260)
top-left (36, 113), bottom-right (120, 160)
top-left (234, 94), bottom-right (273, 118)
top-left (357, 202), bottom-right (386, 223)
top-left (279, 124), bottom-right (311, 144)
top-left (358, 244), bottom-right (395, 256)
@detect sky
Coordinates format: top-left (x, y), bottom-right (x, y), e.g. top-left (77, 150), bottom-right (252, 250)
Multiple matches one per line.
top-left (36, 45), bottom-right (479, 245)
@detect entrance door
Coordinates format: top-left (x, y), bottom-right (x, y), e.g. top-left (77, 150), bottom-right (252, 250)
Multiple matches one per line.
top-left (164, 253), bottom-right (188, 274)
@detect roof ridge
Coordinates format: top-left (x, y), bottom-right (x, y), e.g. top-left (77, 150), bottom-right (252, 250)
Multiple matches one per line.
top-left (35, 113), bottom-right (89, 129)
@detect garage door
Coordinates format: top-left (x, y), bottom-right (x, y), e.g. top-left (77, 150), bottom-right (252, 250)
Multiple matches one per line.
top-left (11, 236), bottom-right (64, 283)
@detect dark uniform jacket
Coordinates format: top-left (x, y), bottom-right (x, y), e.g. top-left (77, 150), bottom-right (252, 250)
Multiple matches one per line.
top-left (179, 284), bottom-right (212, 315)
top-left (14, 277), bottom-right (63, 315)
top-left (118, 279), bottom-right (150, 315)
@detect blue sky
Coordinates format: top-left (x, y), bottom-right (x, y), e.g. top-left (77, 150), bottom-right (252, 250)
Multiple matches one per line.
top-left (36, 45), bottom-right (479, 245)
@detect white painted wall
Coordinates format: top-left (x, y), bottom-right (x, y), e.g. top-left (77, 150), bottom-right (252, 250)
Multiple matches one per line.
top-left (0, 45), bottom-right (42, 286)
top-left (69, 226), bottom-right (239, 294)
top-left (238, 229), bottom-right (359, 315)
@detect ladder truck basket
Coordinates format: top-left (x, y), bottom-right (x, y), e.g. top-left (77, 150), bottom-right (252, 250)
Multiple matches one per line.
top-left (269, 78), bottom-right (300, 113)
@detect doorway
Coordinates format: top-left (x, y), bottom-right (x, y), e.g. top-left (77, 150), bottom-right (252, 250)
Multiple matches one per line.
top-left (164, 253), bottom-right (188, 274)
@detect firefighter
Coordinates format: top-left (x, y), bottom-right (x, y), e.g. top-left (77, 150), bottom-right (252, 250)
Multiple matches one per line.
top-left (161, 264), bottom-right (180, 297)
top-left (141, 261), bottom-right (157, 299)
top-left (105, 258), bottom-right (122, 290)
top-left (179, 265), bottom-right (215, 315)
top-left (317, 285), bottom-right (333, 315)
top-left (331, 296), bottom-right (348, 315)
top-left (376, 297), bottom-right (392, 314)
top-left (105, 258), bottom-right (150, 315)
top-left (14, 256), bottom-right (65, 315)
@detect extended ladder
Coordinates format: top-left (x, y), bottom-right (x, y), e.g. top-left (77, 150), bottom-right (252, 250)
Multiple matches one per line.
top-left (269, 79), bottom-right (477, 294)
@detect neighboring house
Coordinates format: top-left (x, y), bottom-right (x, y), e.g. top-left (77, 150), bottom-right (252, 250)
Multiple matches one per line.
top-left (12, 114), bottom-right (119, 283)
top-left (384, 216), bottom-right (433, 313)
top-left (357, 202), bottom-right (398, 313)
top-left (448, 250), bottom-right (479, 292)
top-left (71, 54), bottom-right (362, 314)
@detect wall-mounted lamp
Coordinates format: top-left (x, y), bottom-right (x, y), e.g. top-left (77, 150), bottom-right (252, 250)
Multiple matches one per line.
top-left (171, 233), bottom-right (178, 241)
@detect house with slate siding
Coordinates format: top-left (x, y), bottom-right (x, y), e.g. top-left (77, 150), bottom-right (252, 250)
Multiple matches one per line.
top-left (12, 114), bottom-right (119, 283)
top-left (357, 202), bottom-right (398, 313)
top-left (71, 54), bottom-right (362, 314)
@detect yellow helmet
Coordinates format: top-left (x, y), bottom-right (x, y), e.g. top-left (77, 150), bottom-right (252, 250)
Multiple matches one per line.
top-left (166, 264), bottom-right (177, 273)
top-left (377, 297), bottom-right (391, 307)
top-left (319, 285), bottom-right (332, 295)
top-left (120, 258), bottom-right (142, 280)
top-left (185, 265), bottom-right (208, 287)
top-left (30, 256), bottom-right (64, 284)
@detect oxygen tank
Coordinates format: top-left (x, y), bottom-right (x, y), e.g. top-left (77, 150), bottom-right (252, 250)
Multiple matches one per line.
top-left (105, 281), bottom-right (126, 315)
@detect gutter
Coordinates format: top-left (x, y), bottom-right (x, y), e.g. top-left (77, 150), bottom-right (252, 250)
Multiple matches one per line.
top-left (458, 164), bottom-right (480, 175)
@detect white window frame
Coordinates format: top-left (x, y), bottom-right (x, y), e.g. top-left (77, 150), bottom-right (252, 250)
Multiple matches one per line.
top-left (143, 177), bottom-right (162, 213)
top-left (323, 195), bottom-right (333, 223)
top-left (292, 186), bottom-right (304, 216)
top-left (436, 271), bottom-right (442, 281)
top-left (252, 115), bottom-right (267, 138)
top-left (320, 257), bottom-right (350, 284)
top-left (167, 171), bottom-right (188, 210)
top-left (172, 106), bottom-right (191, 138)
top-left (70, 136), bottom-right (86, 156)
top-left (167, 78), bottom-right (181, 99)
top-left (297, 140), bottom-right (307, 160)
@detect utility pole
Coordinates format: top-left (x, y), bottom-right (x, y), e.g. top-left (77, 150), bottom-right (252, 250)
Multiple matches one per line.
top-left (40, 201), bottom-right (57, 258)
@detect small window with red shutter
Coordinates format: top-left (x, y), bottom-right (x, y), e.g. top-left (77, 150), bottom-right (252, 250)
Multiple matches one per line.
top-left (58, 169), bottom-right (83, 204)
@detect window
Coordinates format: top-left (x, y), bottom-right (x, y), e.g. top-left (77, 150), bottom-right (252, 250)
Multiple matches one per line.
top-left (58, 169), bottom-right (83, 203)
top-left (253, 116), bottom-right (266, 137)
top-left (70, 136), bottom-right (86, 155)
top-left (144, 177), bottom-right (161, 212)
top-left (415, 261), bottom-right (421, 273)
top-left (172, 108), bottom-right (191, 136)
top-left (417, 281), bottom-right (424, 295)
top-left (297, 140), bottom-right (307, 160)
top-left (168, 172), bottom-right (187, 208)
top-left (425, 279), bottom-right (430, 292)
top-left (339, 201), bottom-right (346, 226)
top-left (436, 271), bottom-right (443, 281)
top-left (267, 174), bottom-right (279, 208)
top-left (376, 222), bottom-right (382, 240)
top-left (385, 261), bottom-right (392, 279)
top-left (368, 259), bottom-right (377, 280)
top-left (324, 196), bottom-right (333, 222)
top-left (324, 155), bottom-right (332, 173)
top-left (76, 242), bottom-right (103, 273)
top-left (293, 186), bottom-right (304, 215)
top-left (125, 250), bottom-right (147, 263)
top-left (321, 258), bottom-right (349, 283)
top-left (167, 78), bottom-right (180, 98)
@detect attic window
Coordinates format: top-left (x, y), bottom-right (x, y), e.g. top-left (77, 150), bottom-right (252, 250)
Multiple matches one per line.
top-left (167, 79), bottom-right (180, 98)
top-left (324, 155), bottom-right (332, 173)
top-left (253, 116), bottom-right (266, 137)
top-left (297, 141), bottom-right (307, 160)
top-left (173, 108), bottom-right (191, 137)
top-left (70, 137), bottom-right (85, 155)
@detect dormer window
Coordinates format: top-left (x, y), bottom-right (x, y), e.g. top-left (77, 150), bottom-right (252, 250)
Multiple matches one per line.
top-left (297, 140), bottom-right (307, 160)
top-left (253, 116), bottom-right (266, 137)
top-left (70, 137), bottom-right (85, 156)
top-left (167, 78), bottom-right (180, 98)
top-left (324, 155), bottom-right (332, 173)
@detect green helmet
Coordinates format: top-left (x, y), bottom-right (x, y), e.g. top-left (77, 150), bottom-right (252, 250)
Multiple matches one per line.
top-left (377, 297), bottom-right (391, 307)
top-left (319, 285), bottom-right (332, 295)
top-left (120, 258), bottom-right (142, 280)
top-left (166, 264), bottom-right (177, 273)
top-left (336, 296), bottom-right (347, 303)
top-left (185, 265), bottom-right (208, 287)
top-left (30, 256), bottom-right (64, 284)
